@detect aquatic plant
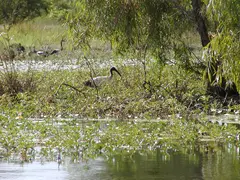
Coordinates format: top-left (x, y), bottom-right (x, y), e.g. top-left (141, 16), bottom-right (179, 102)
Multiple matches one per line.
top-left (0, 114), bottom-right (239, 162)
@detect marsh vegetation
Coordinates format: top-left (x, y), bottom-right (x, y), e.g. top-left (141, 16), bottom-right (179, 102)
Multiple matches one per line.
top-left (0, 2), bottom-right (240, 179)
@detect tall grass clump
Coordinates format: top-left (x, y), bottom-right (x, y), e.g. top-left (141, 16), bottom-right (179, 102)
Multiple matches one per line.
top-left (0, 32), bottom-right (37, 96)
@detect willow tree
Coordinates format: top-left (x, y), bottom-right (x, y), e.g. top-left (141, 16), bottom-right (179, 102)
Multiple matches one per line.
top-left (63, 0), bottom-right (240, 97)
top-left (193, 0), bottom-right (240, 97)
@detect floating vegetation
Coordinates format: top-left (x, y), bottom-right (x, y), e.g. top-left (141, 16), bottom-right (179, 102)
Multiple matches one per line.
top-left (0, 115), bottom-right (239, 162)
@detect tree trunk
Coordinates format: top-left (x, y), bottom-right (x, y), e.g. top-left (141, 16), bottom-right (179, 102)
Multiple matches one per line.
top-left (191, 0), bottom-right (210, 47)
top-left (191, 0), bottom-right (239, 97)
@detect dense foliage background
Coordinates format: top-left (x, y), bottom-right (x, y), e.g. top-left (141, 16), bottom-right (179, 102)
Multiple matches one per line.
top-left (0, 0), bottom-right (48, 25)
top-left (1, 0), bottom-right (240, 113)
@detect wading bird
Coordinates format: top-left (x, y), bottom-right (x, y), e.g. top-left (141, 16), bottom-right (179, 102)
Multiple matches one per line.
top-left (84, 67), bottom-right (121, 87)
top-left (36, 50), bottom-right (48, 57)
top-left (35, 46), bottom-right (50, 57)
top-left (50, 39), bottom-right (65, 55)
top-left (28, 46), bottom-right (49, 57)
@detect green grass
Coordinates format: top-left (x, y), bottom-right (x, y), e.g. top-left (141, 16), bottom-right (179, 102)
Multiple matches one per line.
top-left (12, 17), bottom-right (66, 45)
top-left (0, 16), bottom-right (66, 52)
top-left (0, 16), bottom-right (115, 61)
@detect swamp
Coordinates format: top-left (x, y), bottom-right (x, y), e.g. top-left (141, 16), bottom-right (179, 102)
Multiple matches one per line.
top-left (1, 0), bottom-right (240, 179)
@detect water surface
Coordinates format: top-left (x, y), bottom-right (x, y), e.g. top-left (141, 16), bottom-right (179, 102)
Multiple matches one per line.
top-left (1, 145), bottom-right (240, 180)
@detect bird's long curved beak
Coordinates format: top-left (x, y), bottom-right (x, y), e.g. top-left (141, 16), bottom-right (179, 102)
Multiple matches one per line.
top-left (115, 69), bottom-right (121, 77)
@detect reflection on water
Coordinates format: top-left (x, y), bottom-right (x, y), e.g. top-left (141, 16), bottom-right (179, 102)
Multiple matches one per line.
top-left (0, 161), bottom-right (67, 180)
top-left (1, 145), bottom-right (240, 180)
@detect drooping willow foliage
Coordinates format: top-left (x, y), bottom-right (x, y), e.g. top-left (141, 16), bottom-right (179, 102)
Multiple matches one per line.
top-left (64, 0), bottom-right (191, 61)
top-left (203, 0), bottom-right (240, 91)
top-left (61, 0), bottom-right (240, 93)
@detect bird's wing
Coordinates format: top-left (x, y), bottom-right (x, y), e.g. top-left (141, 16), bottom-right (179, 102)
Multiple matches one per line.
top-left (92, 76), bottom-right (109, 86)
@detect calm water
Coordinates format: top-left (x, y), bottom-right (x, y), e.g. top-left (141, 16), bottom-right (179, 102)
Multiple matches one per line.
top-left (1, 145), bottom-right (240, 180)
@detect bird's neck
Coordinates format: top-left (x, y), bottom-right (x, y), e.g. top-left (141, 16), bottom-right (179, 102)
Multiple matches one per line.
top-left (60, 41), bottom-right (63, 51)
top-left (110, 70), bottom-right (114, 78)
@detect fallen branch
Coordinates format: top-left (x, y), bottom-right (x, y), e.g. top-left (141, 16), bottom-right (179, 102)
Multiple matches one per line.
top-left (61, 83), bottom-right (86, 98)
